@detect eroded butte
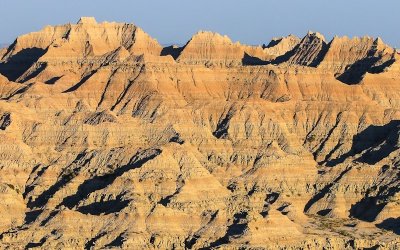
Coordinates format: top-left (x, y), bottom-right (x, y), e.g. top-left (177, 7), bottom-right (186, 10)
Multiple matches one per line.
top-left (0, 17), bottom-right (399, 249)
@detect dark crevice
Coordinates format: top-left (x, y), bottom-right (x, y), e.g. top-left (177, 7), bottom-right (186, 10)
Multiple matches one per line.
top-left (319, 141), bottom-right (343, 165)
top-left (25, 237), bottom-right (46, 249)
top-left (60, 148), bottom-right (161, 210)
top-left (45, 76), bottom-right (63, 85)
top-left (326, 120), bottom-right (400, 167)
top-left (350, 197), bottom-right (386, 222)
top-left (40, 210), bottom-right (59, 226)
top-left (312, 112), bottom-right (343, 160)
top-left (336, 43), bottom-right (395, 84)
top-left (19, 62), bottom-right (47, 83)
top-left (369, 58), bottom-right (396, 74)
top-left (24, 164), bottom-right (49, 199)
top-left (271, 44), bottom-right (299, 65)
top-left (169, 133), bottom-right (184, 144)
top-left (213, 106), bottom-right (236, 139)
top-left (1, 83), bottom-right (33, 100)
top-left (185, 211), bottom-right (218, 249)
top-left (24, 210), bottom-right (43, 224)
top-left (304, 166), bottom-right (352, 213)
top-left (131, 92), bottom-right (154, 117)
top-left (242, 52), bottom-right (269, 66)
top-left (317, 208), bottom-right (332, 216)
top-left (111, 64), bottom-right (144, 111)
top-left (83, 111), bottom-right (116, 125)
top-left (376, 217), bottom-right (400, 235)
top-left (63, 70), bottom-right (98, 93)
top-left (264, 38), bottom-right (281, 48)
top-left (27, 151), bottom-right (96, 209)
top-left (97, 69), bottom-right (118, 108)
top-left (204, 212), bottom-right (248, 249)
top-left (0, 47), bottom-right (47, 81)
top-left (77, 198), bottom-right (130, 215)
top-left (0, 112), bottom-right (11, 130)
top-left (350, 181), bottom-right (399, 222)
top-left (260, 193), bottom-right (279, 217)
top-left (161, 45), bottom-right (183, 60)
top-left (308, 42), bottom-right (329, 67)
top-left (104, 232), bottom-right (126, 248)
top-left (85, 232), bottom-right (107, 250)
top-left (336, 57), bottom-right (380, 84)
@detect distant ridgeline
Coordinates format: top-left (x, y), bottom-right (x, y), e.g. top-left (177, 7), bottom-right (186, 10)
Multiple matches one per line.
top-left (0, 17), bottom-right (399, 249)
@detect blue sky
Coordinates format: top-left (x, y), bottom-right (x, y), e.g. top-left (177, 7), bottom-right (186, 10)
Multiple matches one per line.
top-left (0, 0), bottom-right (399, 47)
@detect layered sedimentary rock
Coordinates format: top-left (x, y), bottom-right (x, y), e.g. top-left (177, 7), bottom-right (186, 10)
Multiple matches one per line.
top-left (283, 31), bottom-right (328, 66)
top-left (175, 31), bottom-right (298, 67)
top-left (263, 34), bottom-right (301, 57)
top-left (0, 18), bottom-right (399, 249)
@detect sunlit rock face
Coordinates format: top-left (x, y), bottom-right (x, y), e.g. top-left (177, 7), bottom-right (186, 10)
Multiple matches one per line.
top-left (0, 18), bottom-right (399, 249)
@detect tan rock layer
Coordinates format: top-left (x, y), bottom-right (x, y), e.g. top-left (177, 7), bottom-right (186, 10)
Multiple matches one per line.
top-left (0, 18), bottom-right (399, 249)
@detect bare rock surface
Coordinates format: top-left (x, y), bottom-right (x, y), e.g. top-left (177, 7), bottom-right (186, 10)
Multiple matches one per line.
top-left (0, 18), bottom-right (399, 249)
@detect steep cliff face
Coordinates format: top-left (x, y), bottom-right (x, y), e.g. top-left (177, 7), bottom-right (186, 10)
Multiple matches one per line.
top-left (176, 31), bottom-right (242, 66)
top-left (0, 17), bottom-right (162, 82)
top-left (264, 34), bottom-right (301, 57)
top-left (175, 31), bottom-right (299, 67)
top-left (287, 32), bottom-right (328, 66)
top-left (0, 18), bottom-right (399, 249)
top-left (318, 36), bottom-right (396, 83)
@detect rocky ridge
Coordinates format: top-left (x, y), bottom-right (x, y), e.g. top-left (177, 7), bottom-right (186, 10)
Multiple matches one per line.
top-left (0, 18), bottom-right (399, 249)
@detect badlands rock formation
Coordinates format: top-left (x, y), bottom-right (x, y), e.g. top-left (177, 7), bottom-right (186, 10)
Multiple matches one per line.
top-left (0, 18), bottom-right (399, 249)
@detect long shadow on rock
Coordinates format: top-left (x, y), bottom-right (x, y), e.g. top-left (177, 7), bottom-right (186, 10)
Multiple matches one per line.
top-left (63, 70), bottom-right (97, 93)
top-left (271, 44), bottom-right (299, 65)
top-left (0, 112), bottom-right (11, 130)
top-left (185, 211), bottom-right (218, 249)
top-left (85, 232), bottom-right (107, 250)
top-left (213, 106), bottom-right (236, 139)
top-left (242, 52), bottom-right (269, 66)
top-left (60, 148), bottom-right (161, 210)
top-left (377, 217), bottom-right (400, 235)
top-left (25, 237), bottom-right (46, 249)
top-left (203, 212), bottom-right (248, 249)
top-left (304, 166), bottom-right (352, 213)
top-left (369, 58), bottom-right (396, 74)
top-left (45, 76), bottom-right (63, 85)
top-left (104, 232), bottom-right (126, 248)
top-left (337, 47), bottom-right (396, 84)
top-left (24, 210), bottom-right (43, 224)
top-left (0, 47), bottom-right (46, 81)
top-left (27, 151), bottom-right (95, 209)
top-left (350, 183), bottom-right (399, 222)
top-left (325, 120), bottom-right (400, 167)
top-left (271, 41), bottom-right (328, 67)
top-left (349, 197), bottom-right (386, 222)
top-left (161, 45), bottom-right (183, 60)
top-left (337, 57), bottom-right (380, 84)
top-left (20, 62), bottom-right (47, 83)
top-left (77, 197), bottom-right (131, 215)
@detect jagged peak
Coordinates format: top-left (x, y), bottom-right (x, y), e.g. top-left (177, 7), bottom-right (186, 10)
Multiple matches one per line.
top-left (330, 35), bottom-right (374, 43)
top-left (188, 30), bottom-right (234, 45)
top-left (176, 30), bottom-right (245, 66)
top-left (265, 35), bottom-right (300, 49)
top-left (77, 17), bottom-right (97, 25)
top-left (374, 37), bottom-right (385, 46)
top-left (305, 31), bottom-right (326, 41)
top-left (327, 35), bottom-right (393, 53)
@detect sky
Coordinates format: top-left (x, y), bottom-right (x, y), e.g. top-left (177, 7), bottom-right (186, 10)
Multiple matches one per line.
top-left (0, 0), bottom-right (399, 48)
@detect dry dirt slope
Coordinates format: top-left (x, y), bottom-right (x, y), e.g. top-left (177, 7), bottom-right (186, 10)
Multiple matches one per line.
top-left (0, 17), bottom-right (399, 249)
